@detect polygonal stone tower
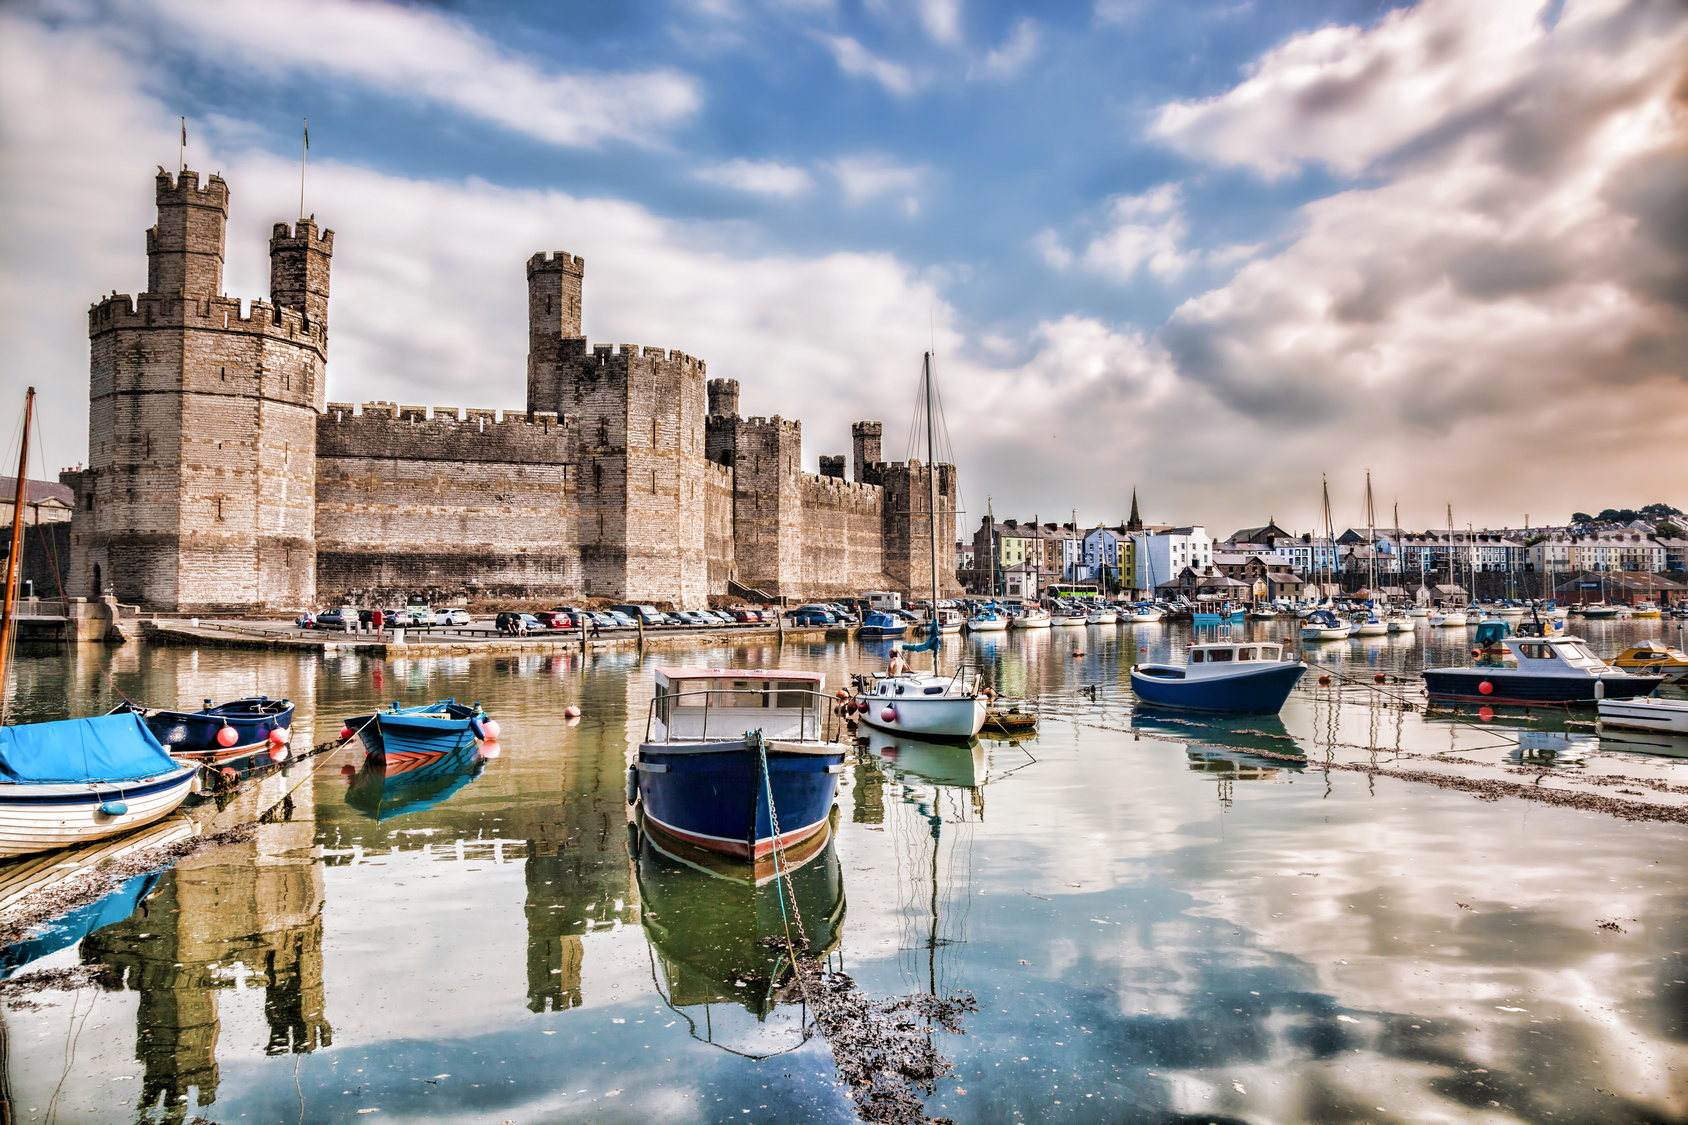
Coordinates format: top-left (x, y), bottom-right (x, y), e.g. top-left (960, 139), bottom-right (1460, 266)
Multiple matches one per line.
top-left (68, 169), bottom-right (331, 612)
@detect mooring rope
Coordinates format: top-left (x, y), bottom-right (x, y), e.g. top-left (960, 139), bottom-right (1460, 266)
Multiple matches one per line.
top-left (756, 731), bottom-right (814, 1014)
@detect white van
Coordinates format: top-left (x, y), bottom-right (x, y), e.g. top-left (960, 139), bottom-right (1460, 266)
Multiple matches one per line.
top-left (865, 591), bottom-right (902, 611)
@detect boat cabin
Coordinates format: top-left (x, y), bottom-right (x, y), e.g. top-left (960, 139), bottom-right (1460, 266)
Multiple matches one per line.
top-left (1484, 636), bottom-right (1613, 673)
top-left (650, 668), bottom-right (829, 744)
top-left (1188, 643), bottom-right (1286, 665)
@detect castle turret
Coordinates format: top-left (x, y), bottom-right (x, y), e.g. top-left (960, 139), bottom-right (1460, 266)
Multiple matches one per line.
top-left (851, 421), bottom-right (882, 484)
top-left (707, 378), bottom-right (739, 418)
top-left (526, 252), bottom-right (585, 414)
top-left (270, 218), bottom-right (333, 327)
top-left (146, 169), bottom-right (227, 298)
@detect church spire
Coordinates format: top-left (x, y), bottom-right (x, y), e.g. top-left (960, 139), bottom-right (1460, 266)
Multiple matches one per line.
top-left (1126, 487), bottom-right (1142, 532)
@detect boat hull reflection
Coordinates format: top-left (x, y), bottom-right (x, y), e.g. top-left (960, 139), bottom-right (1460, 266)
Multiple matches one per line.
top-left (632, 807), bottom-right (844, 1030)
top-left (861, 728), bottom-right (987, 788)
top-left (343, 740), bottom-right (487, 821)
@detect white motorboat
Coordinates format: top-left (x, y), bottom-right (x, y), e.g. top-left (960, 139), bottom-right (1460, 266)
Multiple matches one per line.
top-left (1581, 603), bottom-right (1620, 620)
top-left (1408, 606), bottom-right (1431, 618)
top-left (1052, 609), bottom-right (1088, 627)
top-left (1430, 610), bottom-right (1469, 627)
top-left (1299, 610), bottom-right (1350, 641)
top-left (854, 669), bottom-right (987, 739)
top-left (1386, 613), bottom-right (1416, 633)
top-left (1085, 608), bottom-right (1119, 625)
top-left (1597, 696), bottom-right (1688, 735)
top-left (966, 610), bottom-right (1008, 632)
top-left (1123, 605), bottom-right (1164, 623)
top-left (1011, 607), bottom-right (1052, 629)
top-left (1496, 605), bottom-right (1526, 620)
top-left (1353, 612), bottom-right (1389, 636)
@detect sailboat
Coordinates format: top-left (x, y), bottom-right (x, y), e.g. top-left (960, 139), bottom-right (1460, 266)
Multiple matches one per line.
top-left (1384, 499), bottom-right (1415, 632)
top-left (1429, 504), bottom-right (1469, 628)
top-left (852, 354), bottom-right (986, 740)
top-left (0, 388), bottom-right (197, 857)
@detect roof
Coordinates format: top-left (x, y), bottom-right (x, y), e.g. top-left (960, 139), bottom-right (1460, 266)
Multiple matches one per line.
top-left (0, 476), bottom-right (73, 507)
top-left (1265, 571), bottom-right (1304, 583)
top-left (1227, 520), bottom-right (1291, 544)
top-left (655, 667), bottom-right (825, 682)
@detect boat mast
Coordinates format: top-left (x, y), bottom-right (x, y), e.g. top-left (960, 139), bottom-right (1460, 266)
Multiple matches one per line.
top-left (987, 495), bottom-right (996, 599)
top-left (0, 387), bottom-right (36, 722)
top-left (1365, 471), bottom-right (1377, 605)
top-left (924, 352), bottom-right (940, 674)
top-left (1321, 475), bottom-right (1334, 604)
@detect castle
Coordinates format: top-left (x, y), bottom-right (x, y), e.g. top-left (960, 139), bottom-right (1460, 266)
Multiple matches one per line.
top-left (63, 169), bottom-right (960, 612)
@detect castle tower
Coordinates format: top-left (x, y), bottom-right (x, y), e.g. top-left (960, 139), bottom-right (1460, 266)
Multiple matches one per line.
top-left (851, 421), bottom-right (882, 484)
top-left (146, 169), bottom-right (226, 297)
top-left (269, 219), bottom-right (333, 326)
top-left (707, 378), bottom-right (739, 417)
top-left (525, 251), bottom-right (585, 412)
top-left (67, 169), bottom-right (330, 611)
top-left (731, 416), bottom-right (804, 595)
top-left (879, 459), bottom-right (963, 598)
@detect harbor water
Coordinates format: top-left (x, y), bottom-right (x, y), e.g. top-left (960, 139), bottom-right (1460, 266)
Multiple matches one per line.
top-left (4, 616), bottom-right (1688, 1122)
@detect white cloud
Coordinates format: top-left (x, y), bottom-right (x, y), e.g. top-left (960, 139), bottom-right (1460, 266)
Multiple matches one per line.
top-left (1151, 0), bottom-right (1548, 178)
top-left (1081, 184), bottom-right (1191, 280)
top-left (132, 0), bottom-right (701, 148)
top-left (818, 34), bottom-right (920, 96)
top-left (976, 18), bottom-right (1040, 78)
top-left (826, 156), bottom-right (925, 214)
top-left (694, 158), bottom-right (813, 196)
top-left (918, 0), bottom-right (963, 44)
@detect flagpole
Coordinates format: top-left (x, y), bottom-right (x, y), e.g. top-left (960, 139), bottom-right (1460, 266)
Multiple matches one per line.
top-left (299, 117), bottom-right (308, 221)
top-left (179, 116), bottom-right (186, 173)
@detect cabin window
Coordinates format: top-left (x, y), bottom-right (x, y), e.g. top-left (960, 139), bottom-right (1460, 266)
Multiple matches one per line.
top-left (1208, 649), bottom-right (1234, 662)
top-left (1519, 643), bottom-right (1553, 659)
top-left (1190, 651), bottom-right (1204, 663)
top-left (655, 688), bottom-right (669, 722)
top-left (1238, 647), bottom-right (1256, 661)
top-left (775, 681), bottom-right (811, 708)
top-left (923, 685), bottom-right (945, 695)
top-left (895, 685), bottom-right (905, 695)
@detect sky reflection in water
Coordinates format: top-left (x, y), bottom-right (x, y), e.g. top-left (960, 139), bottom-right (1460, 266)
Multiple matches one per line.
top-left (3, 617), bottom-right (1687, 1122)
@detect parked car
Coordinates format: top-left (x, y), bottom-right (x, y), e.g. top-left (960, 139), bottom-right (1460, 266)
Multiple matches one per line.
top-left (431, 608), bottom-right (470, 627)
top-left (659, 612), bottom-right (689, 626)
top-left (533, 610), bottom-right (573, 629)
top-left (297, 610), bottom-right (347, 629)
top-left (357, 607), bottom-right (402, 625)
top-left (826, 604), bottom-right (860, 625)
top-left (673, 610), bottom-right (708, 626)
top-left (496, 611), bottom-right (545, 634)
top-left (610, 604), bottom-right (667, 626)
top-left (788, 605), bottom-right (836, 626)
top-left (604, 610), bottom-right (636, 628)
top-left (729, 607), bottom-right (762, 623)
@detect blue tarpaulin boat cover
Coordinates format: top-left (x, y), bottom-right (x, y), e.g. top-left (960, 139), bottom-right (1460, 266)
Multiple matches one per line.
top-left (0, 713), bottom-right (179, 784)
top-left (903, 632), bottom-right (940, 653)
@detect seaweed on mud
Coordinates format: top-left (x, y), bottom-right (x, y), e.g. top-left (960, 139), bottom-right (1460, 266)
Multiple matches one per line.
top-left (1325, 762), bottom-right (1688, 823)
top-left (0, 963), bottom-right (118, 1007)
top-left (759, 937), bottom-right (975, 1125)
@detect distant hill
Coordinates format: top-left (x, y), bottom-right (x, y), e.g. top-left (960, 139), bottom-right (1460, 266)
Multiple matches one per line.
top-left (1568, 502), bottom-right (1685, 534)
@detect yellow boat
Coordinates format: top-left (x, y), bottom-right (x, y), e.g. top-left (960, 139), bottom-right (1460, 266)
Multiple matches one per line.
top-left (1632, 601), bottom-right (1663, 618)
top-left (1611, 642), bottom-right (1688, 681)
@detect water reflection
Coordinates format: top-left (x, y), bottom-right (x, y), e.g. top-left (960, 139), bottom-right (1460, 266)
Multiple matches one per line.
top-left (78, 784), bottom-right (327, 1119)
top-left (341, 739), bottom-right (488, 821)
top-left (631, 810), bottom-right (844, 1057)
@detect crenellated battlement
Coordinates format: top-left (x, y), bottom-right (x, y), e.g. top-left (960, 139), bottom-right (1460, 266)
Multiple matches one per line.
top-left (154, 168), bottom-right (228, 207)
top-left (527, 250), bottom-right (585, 277)
top-left (88, 291), bottom-right (325, 349)
top-left (324, 401), bottom-right (569, 431)
top-left (270, 219), bottom-right (334, 254)
top-left (739, 415), bottom-right (801, 435)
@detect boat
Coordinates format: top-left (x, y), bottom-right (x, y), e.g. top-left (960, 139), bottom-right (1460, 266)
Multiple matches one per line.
top-left (965, 608), bottom-right (1007, 633)
top-left (923, 607), bottom-right (965, 634)
top-left (1130, 640), bottom-right (1307, 714)
top-left (1386, 612), bottom-right (1416, 633)
top-left (1497, 604), bottom-right (1526, 620)
top-left (1429, 608), bottom-right (1469, 628)
top-left (115, 695), bottom-right (295, 763)
top-left (1085, 607), bottom-right (1119, 624)
top-left (0, 713), bottom-right (199, 858)
top-left (1581, 603), bottom-right (1621, 620)
top-left (633, 667), bottom-right (846, 860)
top-left (1609, 642), bottom-right (1688, 682)
top-left (1249, 605), bottom-right (1280, 620)
top-left (1632, 601), bottom-right (1663, 618)
top-left (1299, 609), bottom-right (1350, 641)
top-left (1597, 696), bottom-right (1688, 735)
top-left (1010, 606), bottom-right (1052, 629)
top-left (982, 707), bottom-right (1037, 735)
top-left (1352, 610), bottom-right (1389, 636)
top-left (1422, 634), bottom-right (1666, 705)
top-left (1051, 606), bottom-right (1088, 627)
top-left (342, 698), bottom-right (492, 759)
top-left (1123, 604), bottom-right (1164, 623)
top-left (851, 354), bottom-right (987, 743)
top-left (859, 611), bottom-right (908, 639)
top-left (1408, 605), bottom-right (1431, 618)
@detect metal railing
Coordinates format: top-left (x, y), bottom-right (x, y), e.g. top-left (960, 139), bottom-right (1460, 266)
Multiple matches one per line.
top-left (643, 687), bottom-right (846, 745)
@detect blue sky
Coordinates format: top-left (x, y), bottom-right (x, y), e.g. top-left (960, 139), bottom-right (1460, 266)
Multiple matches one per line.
top-left (1, 0), bottom-right (1685, 534)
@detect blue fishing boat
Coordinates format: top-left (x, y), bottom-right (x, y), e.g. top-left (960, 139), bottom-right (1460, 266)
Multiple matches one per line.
top-left (631, 668), bottom-right (846, 861)
top-left (1193, 609), bottom-right (1246, 628)
top-left (0, 713), bottom-right (199, 857)
top-left (858, 611), bottom-right (908, 639)
top-left (1130, 640), bottom-right (1307, 714)
top-left (117, 695), bottom-right (295, 763)
top-left (343, 699), bottom-right (492, 760)
top-left (1423, 634), bottom-right (1664, 705)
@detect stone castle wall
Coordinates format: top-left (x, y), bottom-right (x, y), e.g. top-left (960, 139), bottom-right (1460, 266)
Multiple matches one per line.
top-left (68, 168), bottom-right (961, 611)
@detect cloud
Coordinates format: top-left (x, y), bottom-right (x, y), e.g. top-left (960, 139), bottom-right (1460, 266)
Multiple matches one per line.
top-left (131, 0), bottom-right (701, 148)
top-left (818, 34), bottom-right (920, 96)
top-left (694, 159), bottom-right (813, 196)
top-left (977, 18), bottom-right (1040, 79)
top-left (918, 0), bottom-right (963, 45)
top-left (1081, 184), bottom-right (1192, 280)
top-left (1148, 0), bottom-right (1688, 521)
top-left (826, 155), bottom-right (925, 214)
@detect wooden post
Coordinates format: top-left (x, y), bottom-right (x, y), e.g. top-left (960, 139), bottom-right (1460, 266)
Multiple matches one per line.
top-left (637, 614), bottom-right (645, 650)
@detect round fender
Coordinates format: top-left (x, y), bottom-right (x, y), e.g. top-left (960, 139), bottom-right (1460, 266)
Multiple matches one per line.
top-left (340, 725), bottom-right (354, 741)
top-left (1478, 681), bottom-right (1494, 695)
top-left (483, 719), bottom-right (502, 739)
top-left (626, 764), bottom-right (639, 804)
top-left (216, 725), bottom-right (239, 748)
top-left (881, 707), bottom-right (898, 723)
top-left (268, 728), bottom-right (287, 746)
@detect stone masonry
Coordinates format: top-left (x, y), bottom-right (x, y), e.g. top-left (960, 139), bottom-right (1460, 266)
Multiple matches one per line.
top-left (66, 169), bottom-right (960, 610)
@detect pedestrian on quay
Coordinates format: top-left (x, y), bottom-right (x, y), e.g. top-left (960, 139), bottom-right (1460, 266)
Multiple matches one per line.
top-left (589, 615), bottom-right (602, 639)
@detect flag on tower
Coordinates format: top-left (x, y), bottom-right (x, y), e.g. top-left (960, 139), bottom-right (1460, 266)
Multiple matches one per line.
top-left (181, 117), bottom-right (186, 146)
top-left (303, 118), bottom-right (308, 149)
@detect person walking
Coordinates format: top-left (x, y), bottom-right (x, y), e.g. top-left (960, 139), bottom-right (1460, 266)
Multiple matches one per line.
top-left (589, 614), bottom-right (602, 640)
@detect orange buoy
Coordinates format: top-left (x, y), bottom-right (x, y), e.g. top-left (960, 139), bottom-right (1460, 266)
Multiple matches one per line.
top-left (216, 725), bottom-right (239, 748)
top-left (1374, 673), bottom-right (1385, 684)
top-left (1478, 706), bottom-right (1495, 722)
top-left (1478, 681), bottom-right (1494, 695)
top-left (1318, 675), bottom-right (1331, 686)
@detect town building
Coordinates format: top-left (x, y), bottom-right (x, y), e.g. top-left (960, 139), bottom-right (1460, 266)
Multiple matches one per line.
top-left (62, 168), bottom-right (959, 612)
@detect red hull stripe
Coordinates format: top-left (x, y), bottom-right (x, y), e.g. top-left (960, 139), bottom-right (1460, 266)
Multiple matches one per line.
top-left (643, 813), bottom-right (829, 860)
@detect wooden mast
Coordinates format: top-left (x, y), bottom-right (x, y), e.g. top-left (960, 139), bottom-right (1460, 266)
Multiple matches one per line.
top-left (0, 387), bottom-right (37, 721)
top-left (923, 352), bottom-right (940, 674)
